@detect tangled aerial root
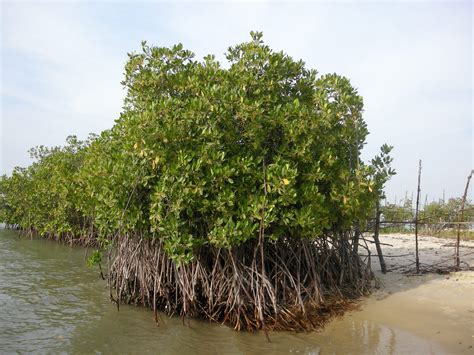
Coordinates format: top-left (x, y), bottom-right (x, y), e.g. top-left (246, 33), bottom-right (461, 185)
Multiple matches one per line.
top-left (15, 226), bottom-right (98, 247)
top-left (109, 234), bottom-right (372, 332)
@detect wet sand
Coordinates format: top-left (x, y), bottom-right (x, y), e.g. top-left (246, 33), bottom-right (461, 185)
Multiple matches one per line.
top-left (357, 233), bottom-right (474, 354)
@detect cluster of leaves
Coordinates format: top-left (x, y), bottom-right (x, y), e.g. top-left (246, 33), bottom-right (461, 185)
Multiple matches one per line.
top-left (381, 198), bottom-right (414, 223)
top-left (0, 32), bottom-right (394, 263)
top-left (0, 136), bottom-right (91, 237)
top-left (380, 198), bottom-right (473, 234)
top-left (423, 198), bottom-right (473, 232)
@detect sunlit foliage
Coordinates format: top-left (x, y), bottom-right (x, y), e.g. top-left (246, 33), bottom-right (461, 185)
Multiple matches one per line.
top-left (0, 32), bottom-right (394, 263)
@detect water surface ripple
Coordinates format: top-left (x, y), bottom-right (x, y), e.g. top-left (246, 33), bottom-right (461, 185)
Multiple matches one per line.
top-left (0, 230), bottom-right (446, 354)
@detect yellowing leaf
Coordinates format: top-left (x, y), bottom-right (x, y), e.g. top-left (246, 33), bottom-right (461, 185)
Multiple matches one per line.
top-left (133, 143), bottom-right (138, 150)
top-left (152, 157), bottom-right (160, 169)
top-left (368, 185), bottom-right (373, 192)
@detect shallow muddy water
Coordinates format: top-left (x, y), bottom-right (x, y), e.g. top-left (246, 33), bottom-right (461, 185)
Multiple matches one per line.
top-left (0, 229), bottom-right (470, 354)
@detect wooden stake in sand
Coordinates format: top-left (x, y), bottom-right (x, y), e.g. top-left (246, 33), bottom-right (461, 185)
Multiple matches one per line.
top-left (373, 200), bottom-right (387, 273)
top-left (456, 170), bottom-right (473, 269)
top-left (414, 160), bottom-right (422, 274)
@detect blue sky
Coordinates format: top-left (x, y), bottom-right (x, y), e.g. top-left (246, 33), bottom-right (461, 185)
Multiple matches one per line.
top-left (1, 0), bottom-right (472, 203)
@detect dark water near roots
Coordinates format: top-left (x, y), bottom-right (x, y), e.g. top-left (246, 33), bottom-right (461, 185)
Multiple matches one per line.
top-left (0, 229), bottom-right (446, 354)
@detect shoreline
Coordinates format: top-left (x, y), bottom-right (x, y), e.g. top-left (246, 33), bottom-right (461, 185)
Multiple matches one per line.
top-left (359, 233), bottom-right (474, 353)
top-left (1, 228), bottom-right (473, 352)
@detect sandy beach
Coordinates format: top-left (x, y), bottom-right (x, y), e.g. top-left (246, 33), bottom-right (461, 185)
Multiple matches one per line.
top-left (354, 233), bottom-right (474, 353)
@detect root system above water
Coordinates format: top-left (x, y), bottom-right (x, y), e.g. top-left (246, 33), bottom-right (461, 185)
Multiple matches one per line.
top-left (109, 234), bottom-right (372, 332)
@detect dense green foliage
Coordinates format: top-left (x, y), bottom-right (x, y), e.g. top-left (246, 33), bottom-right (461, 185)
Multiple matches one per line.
top-left (0, 136), bottom-right (90, 237)
top-left (422, 198), bottom-right (473, 228)
top-left (0, 32), bottom-right (394, 263)
top-left (380, 198), bottom-right (473, 234)
top-left (381, 199), bottom-right (414, 223)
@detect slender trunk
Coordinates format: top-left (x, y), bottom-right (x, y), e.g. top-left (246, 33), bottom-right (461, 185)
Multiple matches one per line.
top-left (373, 201), bottom-right (386, 273)
top-left (414, 160), bottom-right (422, 274)
top-left (456, 171), bottom-right (472, 269)
top-left (352, 222), bottom-right (360, 254)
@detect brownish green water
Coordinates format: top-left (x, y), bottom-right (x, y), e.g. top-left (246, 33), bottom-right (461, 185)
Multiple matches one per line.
top-left (0, 229), bottom-right (450, 354)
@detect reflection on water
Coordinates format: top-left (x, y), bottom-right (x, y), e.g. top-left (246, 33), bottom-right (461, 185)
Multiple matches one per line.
top-left (0, 230), bottom-right (445, 354)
